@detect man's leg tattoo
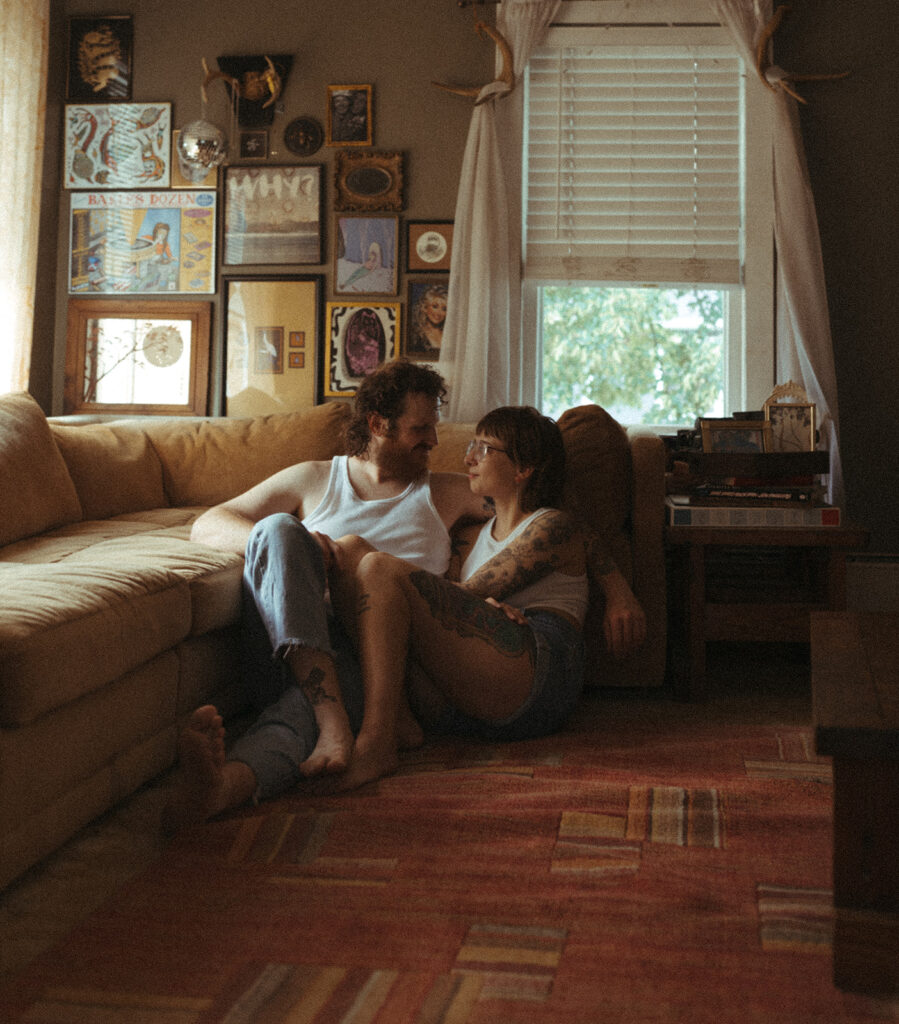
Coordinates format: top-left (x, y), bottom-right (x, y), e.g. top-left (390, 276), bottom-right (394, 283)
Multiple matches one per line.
top-left (301, 665), bottom-right (336, 705)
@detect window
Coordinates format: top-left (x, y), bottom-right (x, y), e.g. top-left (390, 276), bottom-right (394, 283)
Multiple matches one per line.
top-left (523, 6), bottom-right (774, 426)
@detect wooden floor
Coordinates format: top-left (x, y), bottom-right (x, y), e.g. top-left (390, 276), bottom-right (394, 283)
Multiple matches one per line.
top-left (0, 641), bottom-right (813, 981)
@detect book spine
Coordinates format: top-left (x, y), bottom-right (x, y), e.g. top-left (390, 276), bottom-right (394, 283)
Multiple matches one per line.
top-left (667, 501), bottom-right (841, 528)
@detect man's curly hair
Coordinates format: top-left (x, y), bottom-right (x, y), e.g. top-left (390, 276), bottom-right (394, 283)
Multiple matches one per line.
top-left (344, 359), bottom-right (448, 456)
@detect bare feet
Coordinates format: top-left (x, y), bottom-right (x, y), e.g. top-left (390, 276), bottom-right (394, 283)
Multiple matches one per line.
top-left (298, 701), bottom-right (355, 778)
top-left (310, 729), bottom-right (400, 795)
top-left (162, 706), bottom-right (254, 833)
top-left (397, 700), bottom-right (425, 751)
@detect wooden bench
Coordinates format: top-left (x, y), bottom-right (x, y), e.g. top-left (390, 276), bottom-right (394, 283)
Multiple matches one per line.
top-left (811, 611), bottom-right (899, 995)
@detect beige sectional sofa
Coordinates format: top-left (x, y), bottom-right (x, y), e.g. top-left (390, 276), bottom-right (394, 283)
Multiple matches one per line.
top-left (0, 390), bottom-right (666, 890)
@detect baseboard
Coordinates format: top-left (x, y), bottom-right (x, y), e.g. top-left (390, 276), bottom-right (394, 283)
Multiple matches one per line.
top-left (846, 555), bottom-right (899, 613)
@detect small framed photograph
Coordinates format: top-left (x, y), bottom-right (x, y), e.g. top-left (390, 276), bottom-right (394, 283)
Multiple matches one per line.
top-left (325, 302), bottom-right (400, 397)
top-left (326, 84), bottom-right (372, 146)
top-left (334, 214), bottom-right (399, 296)
top-left (334, 151), bottom-right (403, 212)
top-left (700, 418), bottom-right (772, 454)
top-left (224, 275), bottom-right (324, 416)
top-left (405, 280), bottom-right (448, 359)
top-left (407, 221), bottom-right (453, 272)
top-left (64, 103), bottom-right (171, 189)
top-left (64, 299), bottom-right (210, 415)
top-left (67, 15), bottom-right (132, 101)
top-left (239, 129), bottom-right (268, 161)
top-left (764, 402), bottom-right (816, 452)
top-left (224, 165), bottom-right (323, 265)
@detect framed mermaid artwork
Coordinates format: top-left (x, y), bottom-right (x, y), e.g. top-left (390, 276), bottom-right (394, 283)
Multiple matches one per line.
top-left (333, 214), bottom-right (398, 296)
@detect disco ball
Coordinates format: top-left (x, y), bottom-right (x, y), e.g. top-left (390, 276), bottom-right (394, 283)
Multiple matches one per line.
top-left (176, 119), bottom-right (227, 182)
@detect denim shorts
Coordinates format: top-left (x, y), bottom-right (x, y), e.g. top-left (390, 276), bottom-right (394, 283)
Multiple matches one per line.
top-left (429, 610), bottom-right (586, 742)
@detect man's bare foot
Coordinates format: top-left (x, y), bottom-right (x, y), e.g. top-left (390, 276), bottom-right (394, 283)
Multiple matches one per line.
top-left (162, 706), bottom-right (228, 834)
top-left (310, 730), bottom-right (399, 795)
top-left (298, 703), bottom-right (355, 778)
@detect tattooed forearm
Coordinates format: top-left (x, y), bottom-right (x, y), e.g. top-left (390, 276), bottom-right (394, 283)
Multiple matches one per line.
top-left (300, 666), bottom-right (336, 706)
top-left (409, 571), bottom-right (532, 660)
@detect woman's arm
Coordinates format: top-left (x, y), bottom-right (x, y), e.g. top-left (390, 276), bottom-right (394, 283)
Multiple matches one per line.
top-left (459, 510), bottom-right (584, 601)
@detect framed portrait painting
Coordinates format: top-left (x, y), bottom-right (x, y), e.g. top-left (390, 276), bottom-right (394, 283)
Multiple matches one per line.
top-left (325, 302), bottom-right (399, 397)
top-left (67, 15), bottom-right (132, 101)
top-left (334, 214), bottom-right (398, 296)
top-left (224, 165), bottom-right (323, 265)
top-left (64, 299), bottom-right (210, 415)
top-left (224, 276), bottom-right (324, 417)
top-left (405, 279), bottom-right (448, 360)
top-left (326, 84), bottom-right (372, 146)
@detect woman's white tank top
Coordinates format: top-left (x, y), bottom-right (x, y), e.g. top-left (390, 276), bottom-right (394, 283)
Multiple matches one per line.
top-left (302, 455), bottom-right (451, 575)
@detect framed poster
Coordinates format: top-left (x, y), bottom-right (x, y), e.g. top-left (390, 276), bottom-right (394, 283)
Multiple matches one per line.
top-left (64, 299), bottom-right (210, 415)
top-left (407, 221), bottom-right (453, 272)
top-left (224, 276), bottom-right (324, 416)
top-left (66, 16), bottom-right (132, 101)
top-left (405, 280), bottom-right (448, 359)
top-left (69, 191), bottom-right (216, 295)
top-left (334, 214), bottom-right (399, 296)
top-left (224, 165), bottom-right (323, 265)
top-left (325, 302), bottom-right (399, 397)
top-left (64, 103), bottom-right (171, 189)
top-left (326, 84), bottom-right (372, 146)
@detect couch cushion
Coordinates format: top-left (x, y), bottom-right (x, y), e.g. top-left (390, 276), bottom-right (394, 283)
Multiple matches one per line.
top-left (50, 421), bottom-right (166, 519)
top-left (0, 392), bottom-right (81, 545)
top-left (144, 402), bottom-right (352, 507)
top-left (431, 420), bottom-right (476, 473)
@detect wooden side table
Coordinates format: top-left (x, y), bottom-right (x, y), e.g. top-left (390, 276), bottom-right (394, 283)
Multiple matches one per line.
top-left (665, 523), bottom-right (869, 700)
top-left (812, 611), bottom-right (899, 995)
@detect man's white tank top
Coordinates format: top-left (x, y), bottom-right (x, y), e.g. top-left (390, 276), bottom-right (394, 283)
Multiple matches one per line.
top-left (302, 455), bottom-right (451, 575)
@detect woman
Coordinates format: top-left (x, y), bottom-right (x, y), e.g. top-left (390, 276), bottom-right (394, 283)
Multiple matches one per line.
top-left (330, 405), bottom-right (588, 791)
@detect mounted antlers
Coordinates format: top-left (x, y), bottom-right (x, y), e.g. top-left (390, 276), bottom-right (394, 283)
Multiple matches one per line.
top-left (432, 21), bottom-right (515, 105)
top-left (755, 5), bottom-right (849, 104)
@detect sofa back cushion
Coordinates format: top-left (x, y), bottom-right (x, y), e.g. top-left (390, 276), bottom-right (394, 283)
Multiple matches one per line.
top-left (50, 422), bottom-right (166, 519)
top-left (144, 402), bottom-right (353, 506)
top-left (0, 392), bottom-right (82, 545)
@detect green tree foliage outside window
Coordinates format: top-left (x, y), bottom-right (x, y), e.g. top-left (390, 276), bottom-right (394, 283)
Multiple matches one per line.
top-left (541, 286), bottom-right (725, 425)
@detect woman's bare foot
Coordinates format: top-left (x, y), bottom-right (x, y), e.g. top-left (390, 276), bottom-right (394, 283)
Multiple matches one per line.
top-left (162, 706), bottom-right (254, 833)
top-left (298, 701), bottom-right (355, 778)
top-left (310, 729), bottom-right (399, 794)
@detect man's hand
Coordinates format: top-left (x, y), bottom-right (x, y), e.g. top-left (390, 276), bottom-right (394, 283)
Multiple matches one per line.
top-left (603, 589), bottom-right (647, 660)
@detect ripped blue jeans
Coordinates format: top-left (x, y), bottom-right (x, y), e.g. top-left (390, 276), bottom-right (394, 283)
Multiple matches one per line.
top-left (227, 513), bottom-right (364, 800)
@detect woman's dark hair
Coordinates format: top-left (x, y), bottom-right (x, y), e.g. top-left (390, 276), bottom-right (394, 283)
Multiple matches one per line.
top-left (345, 359), bottom-right (448, 456)
top-left (476, 405), bottom-right (566, 511)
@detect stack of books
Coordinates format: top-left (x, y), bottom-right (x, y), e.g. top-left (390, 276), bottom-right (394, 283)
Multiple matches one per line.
top-left (665, 450), bottom-right (839, 527)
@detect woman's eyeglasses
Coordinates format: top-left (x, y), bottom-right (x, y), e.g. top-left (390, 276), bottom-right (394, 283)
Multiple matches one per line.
top-left (465, 439), bottom-right (508, 462)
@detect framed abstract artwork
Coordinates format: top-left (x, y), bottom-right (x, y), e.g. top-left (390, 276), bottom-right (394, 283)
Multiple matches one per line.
top-left (325, 301), bottom-right (400, 397)
top-left (224, 165), bottom-right (323, 265)
top-left (64, 103), bottom-right (171, 189)
top-left (68, 190), bottom-right (216, 295)
top-left (66, 15), bottom-right (132, 101)
top-left (333, 214), bottom-right (399, 296)
top-left (64, 298), bottom-right (210, 415)
top-left (224, 275), bottom-right (324, 417)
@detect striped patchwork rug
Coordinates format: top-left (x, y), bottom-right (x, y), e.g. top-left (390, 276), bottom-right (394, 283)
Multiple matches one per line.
top-left (0, 689), bottom-right (893, 1023)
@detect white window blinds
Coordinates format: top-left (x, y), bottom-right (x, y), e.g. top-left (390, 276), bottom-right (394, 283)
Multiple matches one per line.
top-left (524, 46), bottom-right (744, 285)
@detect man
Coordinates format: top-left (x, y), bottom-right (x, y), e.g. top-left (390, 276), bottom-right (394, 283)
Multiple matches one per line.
top-left (165, 360), bottom-right (646, 828)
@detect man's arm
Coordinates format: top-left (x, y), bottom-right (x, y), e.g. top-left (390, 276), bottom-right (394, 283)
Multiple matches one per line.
top-left (190, 460), bottom-right (331, 555)
top-left (584, 530), bottom-right (647, 660)
top-left (429, 472), bottom-right (493, 532)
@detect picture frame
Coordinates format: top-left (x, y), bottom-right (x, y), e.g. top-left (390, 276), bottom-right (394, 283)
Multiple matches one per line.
top-left (764, 402), bottom-right (817, 452)
top-left (334, 151), bottom-right (403, 212)
top-left (334, 214), bottom-right (399, 296)
top-left (64, 103), bottom-right (171, 189)
top-left (405, 279), bottom-right (448, 360)
top-left (406, 221), bottom-right (453, 272)
top-left (224, 275), bottom-right (324, 417)
top-left (238, 129), bottom-right (269, 161)
top-left (69, 190), bottom-right (217, 295)
top-left (326, 84), bottom-right (373, 146)
top-left (170, 131), bottom-right (218, 189)
top-left (224, 165), bottom-right (323, 265)
top-left (700, 418), bottom-right (772, 454)
top-left (64, 299), bottom-right (211, 416)
top-left (66, 15), bottom-right (132, 101)
top-left (325, 302), bottom-right (400, 397)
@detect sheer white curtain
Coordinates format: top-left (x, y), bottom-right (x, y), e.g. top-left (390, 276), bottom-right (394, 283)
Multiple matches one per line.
top-left (711, 0), bottom-right (843, 505)
top-left (0, 0), bottom-right (49, 396)
top-left (438, 0), bottom-right (560, 422)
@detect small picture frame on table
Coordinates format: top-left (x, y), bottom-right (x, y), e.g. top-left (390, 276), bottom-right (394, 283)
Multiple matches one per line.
top-left (700, 418), bottom-right (772, 454)
top-left (764, 403), bottom-right (816, 452)
top-left (334, 214), bottom-right (399, 296)
top-left (326, 84), bottom-right (372, 146)
top-left (405, 279), bottom-right (448, 360)
top-left (224, 275), bottom-right (324, 417)
top-left (406, 221), bottom-right (453, 272)
top-left (325, 302), bottom-right (400, 397)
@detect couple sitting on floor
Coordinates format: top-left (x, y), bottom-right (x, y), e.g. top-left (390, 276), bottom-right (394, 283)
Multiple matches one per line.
top-left (164, 360), bottom-right (646, 830)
